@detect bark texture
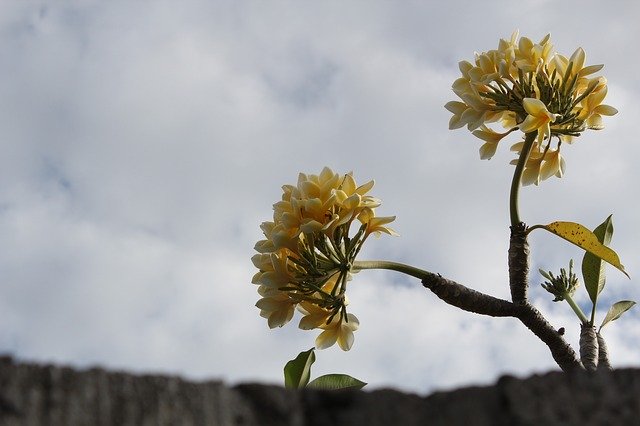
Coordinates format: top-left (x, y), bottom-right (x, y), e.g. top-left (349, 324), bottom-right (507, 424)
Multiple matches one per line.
top-left (597, 332), bottom-right (612, 371)
top-left (421, 272), bottom-right (516, 317)
top-left (508, 222), bottom-right (529, 304)
top-left (515, 304), bottom-right (582, 372)
top-left (420, 273), bottom-right (582, 372)
top-left (2, 356), bottom-right (640, 426)
top-left (580, 325), bottom-right (599, 372)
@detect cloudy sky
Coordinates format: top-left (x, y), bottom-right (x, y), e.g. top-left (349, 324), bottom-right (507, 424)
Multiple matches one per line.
top-left (1, 1), bottom-right (639, 395)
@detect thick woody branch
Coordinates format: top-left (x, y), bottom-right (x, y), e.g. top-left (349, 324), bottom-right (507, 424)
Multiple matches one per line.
top-left (580, 324), bottom-right (599, 372)
top-left (420, 272), bottom-right (582, 372)
top-left (361, 238), bottom-right (585, 372)
top-left (421, 272), bottom-right (517, 317)
top-left (597, 332), bottom-right (612, 370)
top-left (516, 303), bottom-right (583, 372)
top-left (509, 222), bottom-right (529, 304)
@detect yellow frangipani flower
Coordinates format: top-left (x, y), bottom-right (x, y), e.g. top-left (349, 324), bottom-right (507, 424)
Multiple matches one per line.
top-left (357, 207), bottom-right (398, 237)
top-left (315, 313), bottom-right (360, 351)
top-left (519, 98), bottom-right (561, 143)
top-left (446, 31), bottom-right (617, 183)
top-left (298, 305), bottom-right (334, 332)
top-left (511, 149), bottom-right (545, 186)
top-left (472, 125), bottom-right (515, 160)
top-left (513, 34), bottom-right (553, 72)
top-left (578, 84), bottom-right (618, 130)
top-left (297, 281), bottom-right (347, 334)
top-left (256, 287), bottom-right (297, 329)
top-left (365, 215), bottom-right (398, 237)
top-left (271, 166), bottom-right (383, 239)
top-left (509, 141), bottom-right (566, 186)
top-left (540, 148), bottom-right (565, 181)
top-left (250, 251), bottom-right (298, 289)
top-left (253, 222), bottom-right (276, 253)
top-left (252, 167), bottom-right (397, 351)
top-left (445, 101), bottom-right (469, 130)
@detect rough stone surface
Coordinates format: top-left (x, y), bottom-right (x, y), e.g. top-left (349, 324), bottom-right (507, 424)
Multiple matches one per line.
top-left (1, 355), bottom-right (639, 425)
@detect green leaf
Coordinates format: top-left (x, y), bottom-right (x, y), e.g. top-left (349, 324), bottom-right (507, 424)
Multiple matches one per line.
top-left (539, 221), bottom-right (628, 278)
top-left (307, 374), bottom-right (367, 390)
top-left (284, 348), bottom-right (316, 389)
top-left (582, 215), bottom-right (614, 304)
top-left (600, 300), bottom-right (636, 330)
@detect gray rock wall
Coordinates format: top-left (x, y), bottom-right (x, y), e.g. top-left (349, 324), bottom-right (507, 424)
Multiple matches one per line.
top-left (1, 356), bottom-right (639, 425)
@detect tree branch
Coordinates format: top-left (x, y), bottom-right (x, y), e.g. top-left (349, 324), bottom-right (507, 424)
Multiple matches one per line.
top-left (364, 220), bottom-right (585, 373)
top-left (580, 324), bottom-right (599, 372)
top-left (596, 332), bottom-right (612, 370)
top-left (509, 222), bottom-right (529, 304)
top-left (421, 272), bottom-right (516, 317)
top-left (515, 303), bottom-right (583, 372)
top-left (420, 271), bottom-right (583, 372)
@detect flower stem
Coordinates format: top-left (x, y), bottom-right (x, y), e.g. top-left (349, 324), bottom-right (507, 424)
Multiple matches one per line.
top-left (564, 292), bottom-right (589, 324)
top-left (352, 260), bottom-right (429, 280)
top-left (509, 131), bottom-right (538, 226)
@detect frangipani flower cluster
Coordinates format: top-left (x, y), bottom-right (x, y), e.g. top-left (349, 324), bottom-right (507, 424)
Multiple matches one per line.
top-left (445, 31), bottom-right (617, 185)
top-left (252, 167), bottom-right (397, 351)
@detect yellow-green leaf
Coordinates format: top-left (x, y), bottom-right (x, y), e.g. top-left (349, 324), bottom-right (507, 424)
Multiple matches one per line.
top-left (284, 348), bottom-right (315, 389)
top-left (307, 374), bottom-right (367, 390)
top-left (539, 222), bottom-right (629, 278)
top-left (582, 215), bottom-right (614, 304)
top-left (600, 300), bottom-right (636, 329)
